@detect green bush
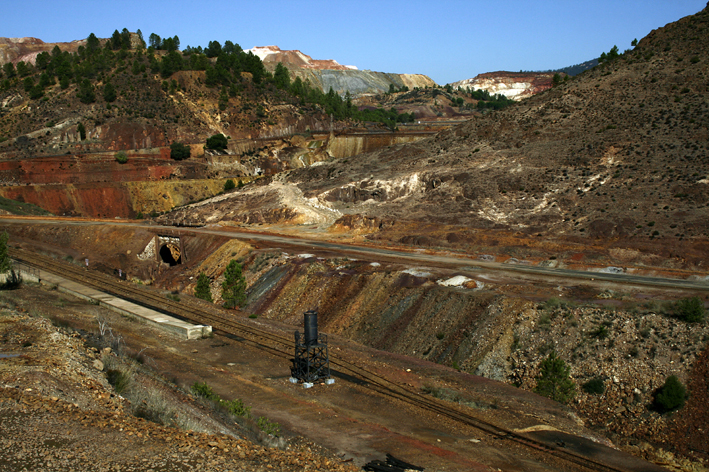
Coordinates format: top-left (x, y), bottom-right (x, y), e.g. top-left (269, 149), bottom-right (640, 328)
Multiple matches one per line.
top-left (654, 375), bottom-right (687, 413)
top-left (582, 377), bottom-right (605, 395)
top-left (223, 398), bottom-right (250, 417)
top-left (224, 179), bottom-right (235, 191)
top-left (170, 142), bottom-right (191, 160)
top-left (191, 381), bottom-right (251, 418)
top-left (221, 260), bottom-right (246, 309)
top-left (257, 416), bottom-right (280, 437)
top-left (673, 297), bottom-right (705, 323)
top-left (191, 381), bottom-right (218, 401)
top-left (590, 322), bottom-right (610, 339)
top-left (114, 151), bottom-right (128, 164)
top-left (543, 297), bottom-right (561, 310)
top-left (206, 133), bottom-right (228, 150)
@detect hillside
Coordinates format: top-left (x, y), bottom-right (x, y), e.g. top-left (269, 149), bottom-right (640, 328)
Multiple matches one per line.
top-left (0, 37), bottom-right (344, 159)
top-left (162, 5), bottom-right (709, 272)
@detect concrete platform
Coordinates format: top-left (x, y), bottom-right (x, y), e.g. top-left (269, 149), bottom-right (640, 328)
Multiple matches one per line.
top-left (6, 267), bottom-right (211, 340)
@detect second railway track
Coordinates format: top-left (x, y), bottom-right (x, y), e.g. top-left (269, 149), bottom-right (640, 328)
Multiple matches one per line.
top-left (11, 248), bottom-right (659, 472)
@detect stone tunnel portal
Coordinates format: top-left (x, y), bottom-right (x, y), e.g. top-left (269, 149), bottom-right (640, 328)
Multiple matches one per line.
top-left (158, 236), bottom-right (182, 266)
top-left (159, 244), bottom-right (181, 266)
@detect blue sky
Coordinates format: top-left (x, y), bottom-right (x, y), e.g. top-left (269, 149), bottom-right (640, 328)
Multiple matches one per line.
top-left (3, 0), bottom-right (706, 84)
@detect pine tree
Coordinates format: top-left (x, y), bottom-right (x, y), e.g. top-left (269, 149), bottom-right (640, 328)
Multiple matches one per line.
top-left (221, 260), bottom-right (246, 309)
top-left (0, 231), bottom-right (11, 273)
top-left (194, 273), bottom-right (213, 303)
top-left (103, 82), bottom-right (117, 102)
top-left (534, 351), bottom-right (576, 403)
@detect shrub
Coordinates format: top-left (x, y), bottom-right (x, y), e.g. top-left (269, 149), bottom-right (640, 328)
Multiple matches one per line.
top-left (673, 297), bottom-right (705, 323)
top-left (582, 377), bottom-right (605, 395)
top-left (257, 416), bottom-right (280, 437)
top-left (191, 381), bottom-right (251, 418)
top-left (534, 351), bottom-right (576, 403)
top-left (191, 381), bottom-right (217, 401)
top-left (223, 398), bottom-right (250, 417)
top-left (206, 133), bottom-right (228, 150)
top-left (654, 375), bottom-right (687, 412)
top-left (170, 142), bottom-right (191, 160)
top-left (0, 230), bottom-right (11, 273)
top-left (543, 297), bottom-right (561, 311)
top-left (590, 324), bottom-right (609, 339)
top-left (224, 179), bottom-right (235, 191)
top-left (115, 151), bottom-right (128, 164)
top-left (106, 369), bottom-right (132, 394)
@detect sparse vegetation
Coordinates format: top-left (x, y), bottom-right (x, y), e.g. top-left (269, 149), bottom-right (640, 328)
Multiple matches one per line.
top-left (190, 381), bottom-right (252, 419)
top-left (672, 297), bottom-right (705, 323)
top-left (0, 231), bottom-right (10, 273)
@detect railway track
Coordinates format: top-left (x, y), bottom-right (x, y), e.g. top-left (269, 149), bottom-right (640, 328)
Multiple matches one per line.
top-left (11, 248), bottom-right (658, 472)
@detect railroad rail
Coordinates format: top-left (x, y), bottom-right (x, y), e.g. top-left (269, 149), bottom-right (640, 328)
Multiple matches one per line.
top-left (10, 247), bottom-right (659, 472)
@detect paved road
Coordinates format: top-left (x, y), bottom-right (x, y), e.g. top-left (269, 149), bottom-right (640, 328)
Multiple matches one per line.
top-left (3, 216), bottom-right (708, 293)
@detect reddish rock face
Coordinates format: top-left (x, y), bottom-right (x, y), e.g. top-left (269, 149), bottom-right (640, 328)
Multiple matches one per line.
top-left (449, 71), bottom-right (556, 100)
top-left (0, 153), bottom-right (210, 217)
top-left (246, 46), bottom-right (356, 71)
top-left (0, 37), bottom-right (84, 65)
top-left (0, 154), bottom-right (192, 186)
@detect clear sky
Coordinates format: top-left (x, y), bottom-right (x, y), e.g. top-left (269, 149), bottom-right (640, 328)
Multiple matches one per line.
top-left (3, 0), bottom-right (706, 84)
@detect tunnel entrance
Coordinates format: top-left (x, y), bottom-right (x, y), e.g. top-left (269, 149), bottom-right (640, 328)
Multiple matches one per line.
top-left (157, 235), bottom-right (183, 266)
top-left (159, 243), bottom-right (181, 265)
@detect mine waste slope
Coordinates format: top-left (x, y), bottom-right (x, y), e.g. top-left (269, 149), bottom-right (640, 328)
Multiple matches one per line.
top-left (166, 5), bottom-right (709, 272)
